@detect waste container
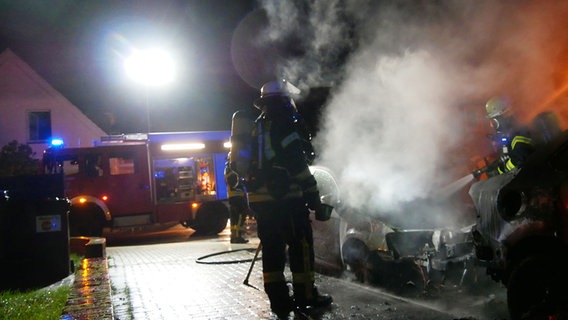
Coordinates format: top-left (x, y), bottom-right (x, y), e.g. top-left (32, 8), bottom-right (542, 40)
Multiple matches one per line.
top-left (0, 174), bottom-right (71, 290)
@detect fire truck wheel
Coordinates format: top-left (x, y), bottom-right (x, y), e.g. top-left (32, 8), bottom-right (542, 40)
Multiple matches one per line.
top-left (69, 204), bottom-right (105, 237)
top-left (507, 254), bottom-right (568, 319)
top-left (191, 201), bottom-right (230, 236)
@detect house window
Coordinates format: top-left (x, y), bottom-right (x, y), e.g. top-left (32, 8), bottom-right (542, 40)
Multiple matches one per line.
top-left (28, 111), bottom-right (52, 143)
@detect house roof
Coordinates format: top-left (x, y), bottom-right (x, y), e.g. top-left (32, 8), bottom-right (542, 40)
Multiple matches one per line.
top-left (0, 48), bottom-right (107, 144)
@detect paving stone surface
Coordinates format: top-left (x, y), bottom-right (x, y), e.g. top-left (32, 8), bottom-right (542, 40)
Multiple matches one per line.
top-left (108, 238), bottom-right (273, 320)
top-left (105, 235), bottom-right (505, 320)
top-left (60, 224), bottom-right (509, 320)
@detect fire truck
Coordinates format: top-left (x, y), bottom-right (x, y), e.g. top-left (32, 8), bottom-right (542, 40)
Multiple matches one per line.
top-left (42, 131), bottom-right (231, 237)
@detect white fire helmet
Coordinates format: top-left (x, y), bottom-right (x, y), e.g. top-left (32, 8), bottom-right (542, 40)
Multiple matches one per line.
top-left (254, 79), bottom-right (300, 110)
top-left (485, 96), bottom-right (512, 119)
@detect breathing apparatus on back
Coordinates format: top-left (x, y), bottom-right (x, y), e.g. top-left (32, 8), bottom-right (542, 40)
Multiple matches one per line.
top-left (226, 108), bottom-right (258, 190)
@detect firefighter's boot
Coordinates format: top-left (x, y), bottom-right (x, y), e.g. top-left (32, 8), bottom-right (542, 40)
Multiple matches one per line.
top-left (230, 235), bottom-right (248, 244)
top-left (230, 222), bottom-right (249, 243)
top-left (265, 282), bottom-right (294, 315)
top-left (293, 284), bottom-right (333, 309)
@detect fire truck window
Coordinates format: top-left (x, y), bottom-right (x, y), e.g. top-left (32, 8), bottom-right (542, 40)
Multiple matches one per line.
top-left (86, 154), bottom-right (103, 177)
top-left (109, 155), bottom-right (136, 175)
top-left (62, 158), bottom-right (79, 176)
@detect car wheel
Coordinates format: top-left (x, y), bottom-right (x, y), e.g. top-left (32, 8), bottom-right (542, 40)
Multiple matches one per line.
top-left (341, 237), bottom-right (369, 282)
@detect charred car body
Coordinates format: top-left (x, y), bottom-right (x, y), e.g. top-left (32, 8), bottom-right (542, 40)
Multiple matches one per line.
top-left (312, 128), bottom-right (568, 318)
top-left (310, 166), bottom-right (479, 297)
top-left (470, 130), bottom-right (568, 319)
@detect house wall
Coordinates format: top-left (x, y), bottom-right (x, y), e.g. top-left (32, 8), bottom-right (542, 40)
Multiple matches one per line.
top-left (0, 49), bottom-right (107, 158)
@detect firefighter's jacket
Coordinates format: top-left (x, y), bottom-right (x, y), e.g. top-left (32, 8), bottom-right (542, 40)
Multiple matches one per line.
top-left (247, 110), bottom-right (320, 207)
top-left (497, 129), bottom-right (535, 174)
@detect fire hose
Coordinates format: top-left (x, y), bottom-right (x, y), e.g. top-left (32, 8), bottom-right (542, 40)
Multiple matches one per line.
top-left (195, 246), bottom-right (261, 265)
top-left (195, 243), bottom-right (262, 289)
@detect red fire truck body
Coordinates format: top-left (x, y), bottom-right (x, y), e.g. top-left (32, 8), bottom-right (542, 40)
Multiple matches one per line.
top-left (42, 131), bottom-right (231, 236)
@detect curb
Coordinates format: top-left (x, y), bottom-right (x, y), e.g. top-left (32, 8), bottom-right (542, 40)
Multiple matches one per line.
top-left (69, 236), bottom-right (107, 258)
top-left (60, 237), bottom-right (113, 320)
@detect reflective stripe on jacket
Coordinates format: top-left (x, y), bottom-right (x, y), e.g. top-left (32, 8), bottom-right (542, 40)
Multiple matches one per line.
top-left (498, 133), bottom-right (534, 173)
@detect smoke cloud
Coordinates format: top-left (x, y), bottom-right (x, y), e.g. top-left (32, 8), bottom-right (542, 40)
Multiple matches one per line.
top-left (258, 0), bottom-right (568, 227)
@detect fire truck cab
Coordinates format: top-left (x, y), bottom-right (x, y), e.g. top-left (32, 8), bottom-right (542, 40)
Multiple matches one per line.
top-left (42, 131), bottom-right (231, 237)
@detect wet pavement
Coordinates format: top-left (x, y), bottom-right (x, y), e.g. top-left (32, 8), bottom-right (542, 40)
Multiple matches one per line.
top-left (61, 257), bottom-right (113, 320)
top-left (100, 225), bottom-right (510, 320)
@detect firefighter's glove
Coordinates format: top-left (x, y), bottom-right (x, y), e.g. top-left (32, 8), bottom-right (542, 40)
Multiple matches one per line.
top-left (498, 154), bottom-right (510, 166)
top-left (315, 203), bottom-right (333, 221)
top-left (305, 191), bottom-right (321, 211)
top-left (224, 170), bottom-right (239, 189)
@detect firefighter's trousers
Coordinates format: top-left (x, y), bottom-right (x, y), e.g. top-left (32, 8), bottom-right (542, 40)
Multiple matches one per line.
top-left (252, 198), bottom-right (316, 304)
top-left (228, 195), bottom-right (248, 239)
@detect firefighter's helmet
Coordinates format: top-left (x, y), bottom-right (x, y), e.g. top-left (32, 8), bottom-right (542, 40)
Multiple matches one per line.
top-left (485, 96), bottom-right (512, 119)
top-left (254, 79), bottom-right (300, 111)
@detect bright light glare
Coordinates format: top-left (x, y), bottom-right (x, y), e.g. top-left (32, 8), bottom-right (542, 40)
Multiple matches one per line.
top-left (161, 143), bottom-right (205, 151)
top-left (124, 48), bottom-right (175, 86)
top-left (50, 138), bottom-right (65, 147)
top-left (223, 141), bottom-right (232, 148)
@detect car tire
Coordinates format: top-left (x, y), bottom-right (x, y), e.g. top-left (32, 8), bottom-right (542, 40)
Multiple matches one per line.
top-left (341, 237), bottom-right (369, 282)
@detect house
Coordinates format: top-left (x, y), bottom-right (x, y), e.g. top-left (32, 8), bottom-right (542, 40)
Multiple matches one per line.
top-left (0, 48), bottom-right (107, 158)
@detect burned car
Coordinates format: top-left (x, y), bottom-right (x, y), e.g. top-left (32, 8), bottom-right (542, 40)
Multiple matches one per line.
top-left (470, 130), bottom-right (568, 319)
top-left (310, 165), bottom-right (479, 296)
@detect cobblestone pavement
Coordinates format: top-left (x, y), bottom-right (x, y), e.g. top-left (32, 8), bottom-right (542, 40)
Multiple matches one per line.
top-left (105, 227), bottom-right (509, 320)
top-left (108, 237), bottom-right (273, 320)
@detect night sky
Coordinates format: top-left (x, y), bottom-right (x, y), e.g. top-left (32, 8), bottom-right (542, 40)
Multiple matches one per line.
top-left (0, 0), bottom-right (271, 134)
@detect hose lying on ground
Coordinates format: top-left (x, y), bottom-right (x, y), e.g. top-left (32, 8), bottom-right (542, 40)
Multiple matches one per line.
top-left (195, 248), bottom-right (261, 265)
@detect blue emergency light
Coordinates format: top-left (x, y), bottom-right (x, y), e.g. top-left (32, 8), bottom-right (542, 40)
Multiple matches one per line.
top-left (50, 138), bottom-right (65, 147)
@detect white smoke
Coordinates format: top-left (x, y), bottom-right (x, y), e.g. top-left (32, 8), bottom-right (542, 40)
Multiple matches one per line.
top-left (258, 0), bottom-right (568, 226)
top-left (259, 0), bottom-right (363, 87)
top-left (319, 49), bottom-right (464, 213)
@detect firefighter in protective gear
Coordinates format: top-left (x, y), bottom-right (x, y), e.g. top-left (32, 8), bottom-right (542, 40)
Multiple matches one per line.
top-left (225, 109), bottom-right (259, 244)
top-left (250, 79), bottom-right (332, 315)
top-left (473, 96), bottom-right (535, 179)
top-left (224, 162), bottom-right (249, 244)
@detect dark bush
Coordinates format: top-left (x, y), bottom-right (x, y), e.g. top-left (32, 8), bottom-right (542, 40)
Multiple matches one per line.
top-left (0, 140), bottom-right (40, 177)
